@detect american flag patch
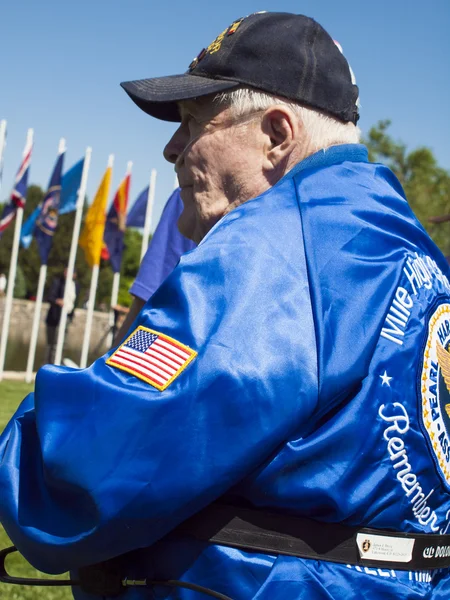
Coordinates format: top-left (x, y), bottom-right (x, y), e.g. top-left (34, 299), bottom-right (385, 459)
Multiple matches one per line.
top-left (106, 326), bottom-right (197, 390)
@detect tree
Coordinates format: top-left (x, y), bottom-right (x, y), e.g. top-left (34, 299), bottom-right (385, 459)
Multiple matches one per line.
top-left (118, 228), bottom-right (144, 307)
top-left (0, 185), bottom-right (44, 297)
top-left (364, 121), bottom-right (450, 255)
top-left (14, 265), bottom-right (26, 298)
top-left (0, 186), bottom-right (148, 309)
top-left (0, 186), bottom-right (92, 302)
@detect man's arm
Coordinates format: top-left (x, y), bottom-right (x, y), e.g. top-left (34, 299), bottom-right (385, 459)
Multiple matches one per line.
top-left (0, 216), bottom-right (317, 575)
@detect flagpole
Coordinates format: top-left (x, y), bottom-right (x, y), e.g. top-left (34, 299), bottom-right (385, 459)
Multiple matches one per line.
top-left (106, 160), bottom-right (133, 347)
top-left (80, 154), bottom-right (114, 368)
top-left (140, 169), bottom-right (157, 262)
top-left (79, 264), bottom-right (100, 369)
top-left (0, 120), bottom-right (7, 196)
top-left (25, 264), bottom-right (47, 382)
top-left (107, 271), bottom-right (121, 348)
top-left (0, 128), bottom-right (33, 381)
top-left (25, 137), bottom-right (66, 382)
top-left (54, 147), bottom-right (92, 366)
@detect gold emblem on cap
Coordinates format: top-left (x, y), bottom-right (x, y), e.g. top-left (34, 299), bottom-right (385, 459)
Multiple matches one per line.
top-left (227, 18), bottom-right (243, 36)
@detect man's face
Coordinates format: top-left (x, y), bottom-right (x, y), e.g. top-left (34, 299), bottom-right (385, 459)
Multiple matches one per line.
top-left (163, 98), bottom-right (267, 243)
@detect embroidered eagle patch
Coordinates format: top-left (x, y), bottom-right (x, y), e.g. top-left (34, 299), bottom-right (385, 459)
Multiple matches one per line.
top-left (421, 303), bottom-right (450, 487)
top-left (107, 326), bottom-right (197, 390)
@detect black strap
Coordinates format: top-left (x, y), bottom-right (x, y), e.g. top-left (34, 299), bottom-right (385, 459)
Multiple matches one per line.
top-left (174, 503), bottom-right (450, 571)
top-left (0, 546), bottom-right (76, 587)
top-left (2, 505), bottom-right (450, 598)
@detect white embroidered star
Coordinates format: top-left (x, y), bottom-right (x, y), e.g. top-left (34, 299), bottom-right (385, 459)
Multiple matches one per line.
top-left (380, 371), bottom-right (393, 387)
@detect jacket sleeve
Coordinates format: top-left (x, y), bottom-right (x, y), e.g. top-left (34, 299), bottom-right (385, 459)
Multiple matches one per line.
top-left (0, 214), bottom-right (318, 575)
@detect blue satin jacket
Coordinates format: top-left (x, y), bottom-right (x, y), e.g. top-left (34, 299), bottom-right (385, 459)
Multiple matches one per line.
top-left (1, 145), bottom-right (450, 599)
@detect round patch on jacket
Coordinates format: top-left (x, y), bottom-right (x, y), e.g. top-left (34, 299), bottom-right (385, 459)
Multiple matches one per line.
top-left (421, 303), bottom-right (450, 486)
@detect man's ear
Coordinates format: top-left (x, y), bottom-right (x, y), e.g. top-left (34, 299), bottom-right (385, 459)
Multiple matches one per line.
top-left (261, 106), bottom-right (301, 171)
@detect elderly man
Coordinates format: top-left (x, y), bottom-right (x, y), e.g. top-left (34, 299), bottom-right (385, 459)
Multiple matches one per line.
top-left (1, 12), bottom-right (450, 600)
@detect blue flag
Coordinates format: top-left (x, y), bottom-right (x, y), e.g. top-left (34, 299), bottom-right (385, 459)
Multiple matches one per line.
top-left (23, 157), bottom-right (84, 249)
top-left (20, 204), bottom-right (41, 248)
top-left (34, 152), bottom-right (65, 264)
top-left (126, 186), bottom-right (148, 228)
top-left (59, 158), bottom-right (84, 215)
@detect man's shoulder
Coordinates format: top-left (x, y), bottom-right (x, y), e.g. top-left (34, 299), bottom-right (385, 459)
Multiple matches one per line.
top-left (204, 177), bottom-right (300, 245)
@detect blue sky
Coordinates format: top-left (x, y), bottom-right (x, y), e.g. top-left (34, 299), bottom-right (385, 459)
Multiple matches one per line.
top-left (1, 0), bottom-right (449, 228)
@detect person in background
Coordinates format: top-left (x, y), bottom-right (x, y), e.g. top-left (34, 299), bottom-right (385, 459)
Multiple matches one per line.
top-left (113, 187), bottom-right (195, 345)
top-left (44, 267), bottom-right (78, 363)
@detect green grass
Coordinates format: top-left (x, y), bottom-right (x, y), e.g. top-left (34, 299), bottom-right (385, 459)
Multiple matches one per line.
top-left (0, 381), bottom-right (72, 599)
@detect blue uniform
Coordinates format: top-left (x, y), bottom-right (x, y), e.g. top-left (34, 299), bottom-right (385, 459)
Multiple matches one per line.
top-left (1, 145), bottom-right (450, 599)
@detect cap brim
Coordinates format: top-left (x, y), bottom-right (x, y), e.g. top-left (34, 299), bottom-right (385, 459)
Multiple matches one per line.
top-left (121, 74), bottom-right (240, 122)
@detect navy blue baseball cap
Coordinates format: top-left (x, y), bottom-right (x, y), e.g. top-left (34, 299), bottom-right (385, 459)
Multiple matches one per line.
top-left (121, 12), bottom-right (359, 124)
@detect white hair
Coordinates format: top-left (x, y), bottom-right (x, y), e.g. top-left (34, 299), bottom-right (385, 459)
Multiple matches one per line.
top-left (213, 87), bottom-right (361, 151)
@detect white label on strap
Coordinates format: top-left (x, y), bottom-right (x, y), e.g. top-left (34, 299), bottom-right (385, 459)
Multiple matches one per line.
top-left (356, 533), bottom-right (414, 563)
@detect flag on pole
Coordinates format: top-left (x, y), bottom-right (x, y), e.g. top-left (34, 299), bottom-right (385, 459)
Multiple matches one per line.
top-left (20, 204), bottom-right (41, 248)
top-left (59, 158), bottom-right (85, 215)
top-left (126, 186), bottom-right (148, 228)
top-left (79, 165), bottom-right (113, 268)
top-left (102, 171), bottom-right (131, 273)
top-left (0, 142), bottom-right (32, 236)
top-left (21, 156), bottom-right (83, 248)
top-left (34, 151), bottom-right (65, 264)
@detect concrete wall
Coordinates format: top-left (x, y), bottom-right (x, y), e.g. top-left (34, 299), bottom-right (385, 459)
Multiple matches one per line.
top-left (0, 298), bottom-right (111, 354)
